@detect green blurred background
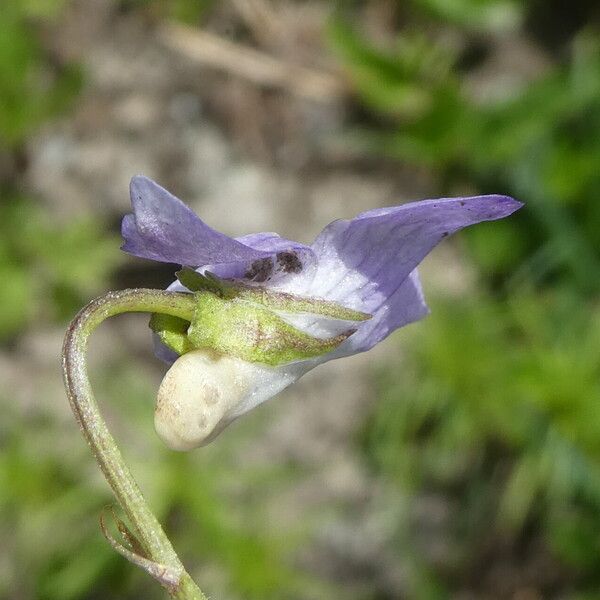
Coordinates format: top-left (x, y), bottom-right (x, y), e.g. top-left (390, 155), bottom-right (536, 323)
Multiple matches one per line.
top-left (1, 1), bottom-right (599, 598)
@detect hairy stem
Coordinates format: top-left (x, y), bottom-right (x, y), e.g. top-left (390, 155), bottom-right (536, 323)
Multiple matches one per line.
top-left (62, 289), bottom-right (206, 599)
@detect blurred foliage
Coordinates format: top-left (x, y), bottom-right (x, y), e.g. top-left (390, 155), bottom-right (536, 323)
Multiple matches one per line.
top-left (330, 8), bottom-right (600, 293)
top-left (0, 0), bottom-right (114, 341)
top-left (411, 0), bottom-right (522, 31)
top-left (364, 290), bottom-right (600, 595)
top-left (120, 0), bottom-right (215, 25)
top-left (0, 0), bottom-right (82, 147)
top-left (0, 196), bottom-right (122, 340)
top-left (336, 0), bottom-right (600, 596)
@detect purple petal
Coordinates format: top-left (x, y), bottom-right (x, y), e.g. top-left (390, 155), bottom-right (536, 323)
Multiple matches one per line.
top-left (333, 270), bottom-right (428, 357)
top-left (308, 195), bottom-right (522, 352)
top-left (122, 176), bottom-right (271, 266)
top-left (236, 232), bottom-right (296, 252)
top-left (122, 176), bottom-right (317, 291)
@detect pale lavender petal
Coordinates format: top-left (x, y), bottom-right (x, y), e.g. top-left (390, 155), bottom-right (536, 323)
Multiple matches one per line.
top-left (308, 195), bottom-right (522, 352)
top-left (122, 176), bottom-right (317, 291)
top-left (236, 232), bottom-right (294, 251)
top-left (122, 176), bottom-right (271, 265)
top-left (333, 270), bottom-right (428, 357)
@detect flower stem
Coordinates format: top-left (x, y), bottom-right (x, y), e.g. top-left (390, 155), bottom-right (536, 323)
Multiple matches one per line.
top-left (62, 289), bottom-right (206, 599)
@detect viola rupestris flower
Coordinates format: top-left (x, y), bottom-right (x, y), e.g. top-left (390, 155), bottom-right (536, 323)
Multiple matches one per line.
top-left (122, 176), bottom-right (522, 450)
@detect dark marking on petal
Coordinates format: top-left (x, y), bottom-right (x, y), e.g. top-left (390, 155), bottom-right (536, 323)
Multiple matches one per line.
top-left (276, 251), bottom-right (303, 274)
top-left (460, 201), bottom-right (465, 206)
top-left (245, 257), bottom-right (274, 282)
top-left (442, 231), bottom-right (449, 237)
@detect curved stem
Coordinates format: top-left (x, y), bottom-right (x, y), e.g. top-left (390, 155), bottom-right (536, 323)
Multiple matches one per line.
top-left (62, 289), bottom-right (206, 600)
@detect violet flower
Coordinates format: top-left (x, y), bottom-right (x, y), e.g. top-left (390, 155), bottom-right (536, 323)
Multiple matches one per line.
top-left (122, 176), bottom-right (522, 450)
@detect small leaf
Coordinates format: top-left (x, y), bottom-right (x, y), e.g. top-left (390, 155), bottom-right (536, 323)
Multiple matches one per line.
top-left (108, 506), bottom-right (147, 558)
top-left (99, 509), bottom-right (182, 590)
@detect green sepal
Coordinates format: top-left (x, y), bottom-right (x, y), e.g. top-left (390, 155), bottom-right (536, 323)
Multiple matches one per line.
top-left (158, 269), bottom-right (371, 365)
top-left (176, 267), bottom-right (371, 322)
top-left (149, 313), bottom-right (194, 356)
top-left (187, 291), bottom-right (356, 366)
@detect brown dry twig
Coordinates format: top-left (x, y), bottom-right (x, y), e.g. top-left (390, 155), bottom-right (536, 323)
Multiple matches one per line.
top-left (158, 22), bottom-right (347, 104)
